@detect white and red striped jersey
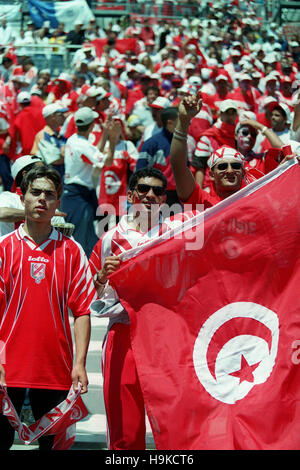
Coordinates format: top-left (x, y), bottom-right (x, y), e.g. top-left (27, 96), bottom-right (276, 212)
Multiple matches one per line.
top-left (89, 211), bottom-right (200, 326)
top-left (0, 225), bottom-right (95, 390)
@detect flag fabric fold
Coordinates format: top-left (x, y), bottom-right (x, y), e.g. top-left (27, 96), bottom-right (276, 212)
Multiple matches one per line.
top-left (0, 385), bottom-right (88, 450)
top-left (109, 160), bottom-right (300, 450)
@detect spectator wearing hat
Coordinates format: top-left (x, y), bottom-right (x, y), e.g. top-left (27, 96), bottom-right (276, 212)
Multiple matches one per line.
top-left (138, 96), bottom-right (172, 147)
top-left (278, 76), bottom-right (294, 110)
top-left (61, 107), bottom-right (113, 257)
top-left (128, 84), bottom-right (159, 129)
top-left (191, 99), bottom-right (238, 191)
top-left (8, 91), bottom-right (46, 159)
top-left (125, 73), bottom-right (154, 117)
top-left (256, 96), bottom-right (278, 128)
top-left (46, 73), bottom-right (72, 105)
top-left (234, 116), bottom-right (284, 177)
top-left (254, 102), bottom-right (292, 153)
top-left (227, 73), bottom-right (259, 114)
top-left (170, 94), bottom-right (248, 210)
top-left (63, 86), bottom-right (110, 147)
top-left (203, 74), bottom-right (231, 120)
top-left (31, 103), bottom-right (68, 178)
top-left (140, 18), bottom-right (155, 44)
top-left (0, 155), bottom-right (43, 236)
top-left (65, 21), bottom-right (85, 46)
top-left (256, 74), bottom-right (280, 112)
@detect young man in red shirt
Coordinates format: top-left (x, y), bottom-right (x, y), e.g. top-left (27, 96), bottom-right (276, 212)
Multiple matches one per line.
top-left (0, 165), bottom-right (94, 450)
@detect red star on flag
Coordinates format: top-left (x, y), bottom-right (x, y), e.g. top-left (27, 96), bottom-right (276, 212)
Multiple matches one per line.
top-left (230, 355), bottom-right (261, 384)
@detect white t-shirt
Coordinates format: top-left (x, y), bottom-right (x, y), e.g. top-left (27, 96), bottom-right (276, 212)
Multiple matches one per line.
top-left (0, 191), bottom-right (23, 237)
top-left (64, 133), bottom-right (105, 189)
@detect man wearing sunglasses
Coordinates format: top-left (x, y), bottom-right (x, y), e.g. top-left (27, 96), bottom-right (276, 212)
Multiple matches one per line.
top-left (89, 168), bottom-right (169, 450)
top-left (234, 117), bottom-right (284, 177)
top-left (170, 93), bottom-right (247, 209)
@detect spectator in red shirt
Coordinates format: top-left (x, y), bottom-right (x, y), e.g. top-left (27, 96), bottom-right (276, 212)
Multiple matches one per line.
top-left (8, 91), bottom-right (46, 160)
top-left (139, 18), bottom-right (155, 44)
top-left (170, 93), bottom-right (247, 209)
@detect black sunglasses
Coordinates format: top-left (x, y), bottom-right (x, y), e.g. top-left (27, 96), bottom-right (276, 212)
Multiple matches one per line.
top-left (135, 183), bottom-right (166, 196)
top-left (215, 161), bottom-right (243, 171)
top-left (240, 128), bottom-right (257, 138)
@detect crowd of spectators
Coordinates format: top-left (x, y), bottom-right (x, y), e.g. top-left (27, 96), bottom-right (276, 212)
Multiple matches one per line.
top-left (0, 0), bottom-right (300, 253)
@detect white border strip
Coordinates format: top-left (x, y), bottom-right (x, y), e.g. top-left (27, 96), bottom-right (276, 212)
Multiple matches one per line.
top-left (119, 159), bottom-right (298, 262)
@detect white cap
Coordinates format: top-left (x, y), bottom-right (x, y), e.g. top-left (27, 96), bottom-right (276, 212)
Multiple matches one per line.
top-left (149, 96), bottom-right (172, 109)
top-left (215, 74), bottom-right (229, 82)
top-left (188, 76), bottom-right (202, 86)
top-left (86, 86), bottom-right (111, 99)
top-left (177, 84), bottom-right (197, 95)
top-left (219, 99), bottom-right (238, 113)
top-left (11, 155), bottom-right (42, 181)
top-left (74, 107), bottom-right (98, 126)
top-left (42, 103), bottom-right (68, 118)
top-left (17, 91), bottom-right (31, 104)
top-left (238, 73), bottom-right (252, 82)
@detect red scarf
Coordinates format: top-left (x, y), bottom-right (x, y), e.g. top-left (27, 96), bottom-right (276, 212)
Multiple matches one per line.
top-left (200, 121), bottom-right (236, 148)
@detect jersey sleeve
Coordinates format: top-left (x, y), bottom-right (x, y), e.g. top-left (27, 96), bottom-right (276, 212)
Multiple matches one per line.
top-left (68, 241), bottom-right (97, 317)
top-left (80, 142), bottom-right (106, 169)
top-left (89, 238), bottom-right (103, 277)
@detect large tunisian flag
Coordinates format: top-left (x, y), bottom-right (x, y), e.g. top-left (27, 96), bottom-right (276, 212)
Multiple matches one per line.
top-left (109, 160), bottom-right (300, 450)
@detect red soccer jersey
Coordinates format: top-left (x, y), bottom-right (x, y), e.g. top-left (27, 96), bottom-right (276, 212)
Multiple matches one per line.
top-left (0, 226), bottom-right (95, 390)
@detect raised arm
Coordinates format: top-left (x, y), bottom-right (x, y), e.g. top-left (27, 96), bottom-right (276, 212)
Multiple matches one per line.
top-left (170, 93), bottom-right (202, 201)
top-left (240, 118), bottom-right (284, 148)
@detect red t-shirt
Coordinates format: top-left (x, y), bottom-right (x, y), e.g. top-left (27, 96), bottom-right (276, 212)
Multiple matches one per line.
top-left (184, 183), bottom-right (222, 210)
top-left (0, 226), bottom-right (95, 390)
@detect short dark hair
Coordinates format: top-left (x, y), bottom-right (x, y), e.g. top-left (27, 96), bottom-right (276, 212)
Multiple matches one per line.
top-left (128, 168), bottom-right (167, 191)
top-left (161, 107), bottom-right (178, 128)
top-left (20, 165), bottom-right (63, 198)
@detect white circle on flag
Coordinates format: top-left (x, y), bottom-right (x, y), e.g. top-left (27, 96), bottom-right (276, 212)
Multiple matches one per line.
top-left (104, 170), bottom-right (122, 195)
top-left (193, 302), bottom-right (279, 404)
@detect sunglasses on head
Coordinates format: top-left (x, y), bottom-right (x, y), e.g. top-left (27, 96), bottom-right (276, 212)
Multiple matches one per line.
top-left (215, 161), bottom-right (243, 171)
top-left (135, 183), bottom-right (166, 196)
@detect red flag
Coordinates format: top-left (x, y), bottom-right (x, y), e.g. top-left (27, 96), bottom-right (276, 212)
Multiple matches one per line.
top-left (110, 161), bottom-right (300, 450)
top-left (92, 38), bottom-right (138, 57)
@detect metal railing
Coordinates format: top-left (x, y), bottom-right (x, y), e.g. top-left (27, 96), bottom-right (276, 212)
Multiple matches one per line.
top-left (11, 43), bottom-right (87, 76)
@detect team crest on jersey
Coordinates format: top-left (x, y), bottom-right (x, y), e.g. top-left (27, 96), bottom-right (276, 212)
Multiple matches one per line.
top-left (30, 263), bottom-right (46, 284)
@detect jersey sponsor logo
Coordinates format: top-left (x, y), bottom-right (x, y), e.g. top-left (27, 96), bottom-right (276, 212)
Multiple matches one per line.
top-left (28, 256), bottom-right (49, 263)
top-left (30, 262), bottom-right (46, 284)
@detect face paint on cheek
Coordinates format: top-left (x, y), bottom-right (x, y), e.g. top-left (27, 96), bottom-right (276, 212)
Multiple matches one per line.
top-left (237, 135), bottom-right (251, 149)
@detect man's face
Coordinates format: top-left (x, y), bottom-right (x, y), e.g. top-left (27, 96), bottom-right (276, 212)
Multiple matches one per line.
top-left (236, 125), bottom-right (257, 153)
top-left (96, 97), bottom-right (110, 111)
top-left (127, 176), bottom-right (166, 217)
top-left (146, 88), bottom-right (159, 104)
top-left (240, 79), bottom-right (251, 92)
top-left (210, 159), bottom-right (244, 193)
top-left (271, 109), bottom-right (286, 131)
top-left (221, 108), bottom-right (237, 125)
top-left (21, 177), bottom-right (60, 222)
